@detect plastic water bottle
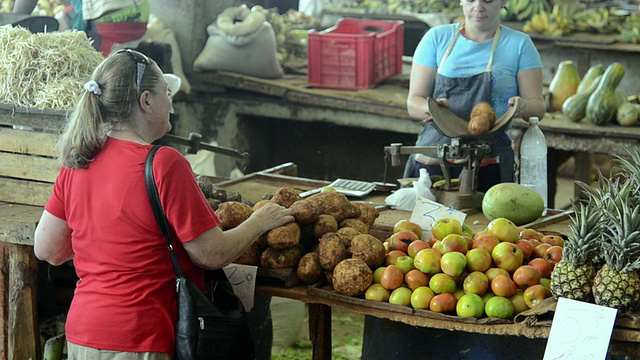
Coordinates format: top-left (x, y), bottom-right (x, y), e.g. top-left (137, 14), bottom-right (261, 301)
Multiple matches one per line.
top-left (519, 117), bottom-right (548, 214)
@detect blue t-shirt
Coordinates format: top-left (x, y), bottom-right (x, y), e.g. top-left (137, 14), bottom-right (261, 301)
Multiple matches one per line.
top-left (413, 23), bottom-right (542, 118)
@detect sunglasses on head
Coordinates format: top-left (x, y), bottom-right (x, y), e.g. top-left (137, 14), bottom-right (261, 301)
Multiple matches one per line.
top-left (115, 49), bottom-right (150, 91)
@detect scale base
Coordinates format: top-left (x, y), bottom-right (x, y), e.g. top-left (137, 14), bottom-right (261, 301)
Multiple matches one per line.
top-left (433, 189), bottom-right (485, 211)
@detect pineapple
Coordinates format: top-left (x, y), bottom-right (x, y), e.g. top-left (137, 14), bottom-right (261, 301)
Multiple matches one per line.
top-left (592, 178), bottom-right (640, 313)
top-left (550, 200), bottom-right (600, 302)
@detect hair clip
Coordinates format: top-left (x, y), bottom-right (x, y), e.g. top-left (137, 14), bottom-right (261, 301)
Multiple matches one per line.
top-left (84, 80), bottom-right (102, 95)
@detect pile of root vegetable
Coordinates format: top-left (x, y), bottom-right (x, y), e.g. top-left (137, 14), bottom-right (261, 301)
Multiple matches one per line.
top-left (197, 176), bottom-right (381, 286)
top-left (0, 26), bottom-right (103, 110)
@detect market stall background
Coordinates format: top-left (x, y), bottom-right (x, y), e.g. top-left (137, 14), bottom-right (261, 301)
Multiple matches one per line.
top-left (3, 0), bottom-right (640, 359)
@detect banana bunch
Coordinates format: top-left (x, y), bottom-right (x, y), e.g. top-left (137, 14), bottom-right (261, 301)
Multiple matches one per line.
top-left (0, 0), bottom-right (64, 15)
top-left (501, 0), bottom-right (551, 22)
top-left (573, 7), bottom-right (625, 34)
top-left (619, 13), bottom-right (640, 44)
top-left (522, 4), bottom-right (578, 37)
top-left (523, 11), bottom-right (563, 37)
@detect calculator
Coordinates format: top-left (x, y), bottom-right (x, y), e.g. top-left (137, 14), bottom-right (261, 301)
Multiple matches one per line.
top-left (300, 179), bottom-right (377, 198)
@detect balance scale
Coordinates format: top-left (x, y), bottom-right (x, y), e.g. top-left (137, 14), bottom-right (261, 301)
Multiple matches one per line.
top-left (385, 97), bottom-right (518, 210)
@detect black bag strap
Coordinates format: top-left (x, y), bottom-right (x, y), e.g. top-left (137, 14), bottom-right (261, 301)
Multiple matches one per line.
top-left (144, 144), bottom-right (186, 278)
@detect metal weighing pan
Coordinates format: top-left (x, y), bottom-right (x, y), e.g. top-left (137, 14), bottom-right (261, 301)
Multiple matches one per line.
top-left (427, 97), bottom-right (518, 139)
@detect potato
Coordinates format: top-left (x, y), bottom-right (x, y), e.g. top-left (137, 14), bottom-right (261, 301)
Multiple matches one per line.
top-left (306, 192), bottom-right (361, 222)
top-left (471, 101), bottom-right (496, 127)
top-left (339, 218), bottom-right (369, 234)
top-left (318, 233), bottom-right (347, 271)
top-left (290, 199), bottom-right (319, 225)
top-left (296, 252), bottom-right (324, 284)
top-left (349, 234), bottom-right (386, 268)
top-left (215, 201), bottom-right (253, 229)
top-left (266, 222), bottom-right (301, 250)
top-left (313, 214), bottom-right (338, 239)
top-left (332, 258), bottom-right (373, 297)
top-left (271, 187), bottom-right (301, 208)
top-left (468, 114), bottom-right (493, 135)
top-left (335, 227), bottom-right (361, 248)
top-left (260, 246), bottom-right (303, 269)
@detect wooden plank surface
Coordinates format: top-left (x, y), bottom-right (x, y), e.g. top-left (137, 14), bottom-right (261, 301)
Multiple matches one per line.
top-left (0, 203), bottom-right (42, 246)
top-left (0, 127), bottom-right (58, 156)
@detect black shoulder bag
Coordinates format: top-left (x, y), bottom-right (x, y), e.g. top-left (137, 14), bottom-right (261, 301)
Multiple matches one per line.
top-left (145, 145), bottom-right (255, 360)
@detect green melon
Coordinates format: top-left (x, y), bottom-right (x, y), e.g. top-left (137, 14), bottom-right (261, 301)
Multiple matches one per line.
top-left (482, 183), bottom-right (545, 226)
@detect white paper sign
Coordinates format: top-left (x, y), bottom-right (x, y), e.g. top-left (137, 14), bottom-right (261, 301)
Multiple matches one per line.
top-left (543, 297), bottom-right (618, 360)
top-left (223, 264), bottom-right (257, 312)
top-left (409, 196), bottom-right (466, 239)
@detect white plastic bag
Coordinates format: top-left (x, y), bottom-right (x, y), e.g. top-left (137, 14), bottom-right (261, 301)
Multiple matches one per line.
top-left (385, 168), bottom-right (436, 211)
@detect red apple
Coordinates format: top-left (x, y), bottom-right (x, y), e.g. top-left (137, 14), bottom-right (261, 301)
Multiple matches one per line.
top-left (388, 230), bottom-right (419, 253)
top-left (413, 248), bottom-right (442, 274)
top-left (472, 233), bottom-right (500, 253)
top-left (393, 220), bottom-right (423, 239)
top-left (490, 274), bottom-right (517, 298)
top-left (440, 251), bottom-right (467, 277)
top-left (440, 233), bottom-right (469, 254)
top-left (429, 293), bottom-right (458, 313)
top-left (486, 218), bottom-right (519, 243)
top-left (531, 243), bottom-right (551, 259)
top-left (541, 234), bottom-right (565, 247)
top-left (380, 265), bottom-right (404, 290)
top-left (523, 284), bottom-right (549, 309)
top-left (407, 240), bottom-right (430, 258)
top-left (485, 267), bottom-right (510, 282)
top-left (515, 239), bottom-right (534, 261)
top-left (543, 246), bottom-right (563, 270)
top-left (431, 218), bottom-right (463, 241)
top-left (384, 249), bottom-right (407, 266)
top-left (405, 269), bottom-right (429, 291)
top-left (463, 271), bottom-right (489, 296)
top-left (466, 248), bottom-right (492, 273)
top-left (512, 265), bottom-right (541, 288)
top-left (491, 242), bottom-right (524, 273)
top-left (527, 258), bottom-right (552, 278)
top-left (519, 228), bottom-right (543, 241)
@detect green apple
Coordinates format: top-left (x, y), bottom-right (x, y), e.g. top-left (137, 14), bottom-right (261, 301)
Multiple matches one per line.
top-left (456, 293), bottom-right (485, 318)
top-left (410, 286), bottom-right (435, 309)
top-left (431, 218), bottom-right (463, 241)
top-left (413, 248), bottom-right (441, 274)
top-left (440, 251), bottom-right (467, 277)
top-left (389, 287), bottom-right (413, 307)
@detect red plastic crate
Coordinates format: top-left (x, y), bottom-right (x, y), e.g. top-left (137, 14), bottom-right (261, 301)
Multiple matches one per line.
top-left (307, 18), bottom-right (404, 90)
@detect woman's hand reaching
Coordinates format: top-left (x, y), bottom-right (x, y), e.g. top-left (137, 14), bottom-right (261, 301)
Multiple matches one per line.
top-left (250, 202), bottom-right (295, 234)
top-left (424, 97), bottom-right (450, 123)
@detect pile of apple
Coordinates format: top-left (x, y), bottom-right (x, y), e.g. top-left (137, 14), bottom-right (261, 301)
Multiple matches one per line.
top-left (364, 218), bottom-right (564, 319)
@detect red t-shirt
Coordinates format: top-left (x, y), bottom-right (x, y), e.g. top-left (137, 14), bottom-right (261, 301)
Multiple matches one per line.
top-left (45, 137), bottom-right (219, 355)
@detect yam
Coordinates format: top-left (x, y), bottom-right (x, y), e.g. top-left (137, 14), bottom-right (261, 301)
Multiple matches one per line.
top-left (332, 258), bottom-right (373, 297)
top-left (470, 102), bottom-right (496, 127)
top-left (306, 192), bottom-right (361, 222)
top-left (339, 218), bottom-right (369, 234)
top-left (271, 187), bottom-right (301, 208)
top-left (253, 199), bottom-right (272, 211)
top-left (260, 246), bottom-right (303, 269)
top-left (468, 114), bottom-right (492, 135)
top-left (335, 227), bottom-right (361, 248)
top-left (266, 222), bottom-right (301, 250)
top-left (296, 252), bottom-right (324, 284)
top-left (215, 201), bottom-right (253, 229)
top-left (313, 214), bottom-right (338, 239)
top-left (349, 234), bottom-right (386, 268)
top-left (318, 233), bottom-right (347, 271)
top-left (234, 241), bottom-right (262, 266)
top-left (290, 199), bottom-right (319, 225)
top-left (353, 202), bottom-right (380, 229)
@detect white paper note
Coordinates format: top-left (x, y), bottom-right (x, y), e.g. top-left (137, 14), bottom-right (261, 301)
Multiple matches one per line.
top-left (543, 297), bottom-right (618, 360)
top-left (409, 196), bottom-right (466, 239)
top-left (223, 264), bottom-right (257, 312)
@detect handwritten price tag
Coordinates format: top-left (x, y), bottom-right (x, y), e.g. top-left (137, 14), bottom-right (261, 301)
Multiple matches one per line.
top-left (409, 196), bottom-right (466, 239)
top-left (223, 264), bottom-right (257, 311)
top-left (543, 297), bottom-right (617, 360)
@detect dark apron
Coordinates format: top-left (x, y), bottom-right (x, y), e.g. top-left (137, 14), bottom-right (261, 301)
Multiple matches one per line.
top-left (404, 25), bottom-right (514, 185)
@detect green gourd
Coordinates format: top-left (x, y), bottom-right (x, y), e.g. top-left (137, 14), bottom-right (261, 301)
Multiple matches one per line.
top-left (586, 63), bottom-right (626, 125)
top-left (562, 75), bottom-right (601, 122)
top-left (576, 64), bottom-right (604, 93)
